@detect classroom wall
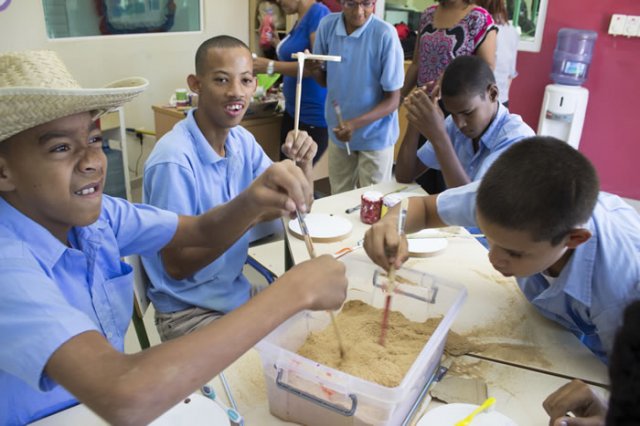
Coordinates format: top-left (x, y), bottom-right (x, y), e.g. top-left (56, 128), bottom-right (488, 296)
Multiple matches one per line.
top-left (510, 0), bottom-right (640, 199)
top-left (0, 1), bottom-right (248, 132)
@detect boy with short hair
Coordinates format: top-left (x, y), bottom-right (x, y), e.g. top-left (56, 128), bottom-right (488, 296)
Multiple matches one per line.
top-left (0, 50), bottom-right (347, 425)
top-left (396, 55), bottom-right (534, 190)
top-left (365, 137), bottom-right (640, 362)
top-left (313, 0), bottom-right (404, 194)
top-left (142, 36), bottom-right (318, 342)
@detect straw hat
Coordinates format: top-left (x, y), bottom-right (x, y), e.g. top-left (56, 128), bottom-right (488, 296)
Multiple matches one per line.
top-left (0, 50), bottom-right (149, 143)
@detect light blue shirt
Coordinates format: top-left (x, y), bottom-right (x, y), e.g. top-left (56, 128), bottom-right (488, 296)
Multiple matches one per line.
top-left (0, 196), bottom-right (177, 426)
top-left (437, 181), bottom-right (640, 362)
top-left (142, 109), bottom-right (272, 314)
top-left (417, 103), bottom-right (535, 181)
top-left (314, 12), bottom-right (404, 151)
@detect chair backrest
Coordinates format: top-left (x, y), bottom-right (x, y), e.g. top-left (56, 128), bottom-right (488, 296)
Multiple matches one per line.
top-left (124, 255), bottom-right (152, 349)
top-left (126, 254), bottom-right (151, 316)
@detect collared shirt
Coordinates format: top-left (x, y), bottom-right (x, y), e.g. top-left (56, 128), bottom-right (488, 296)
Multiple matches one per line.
top-left (142, 109), bottom-right (272, 314)
top-left (314, 12), bottom-right (404, 151)
top-left (437, 181), bottom-right (640, 362)
top-left (0, 196), bottom-right (177, 425)
top-left (278, 2), bottom-right (329, 127)
top-left (417, 103), bottom-right (535, 182)
top-left (495, 23), bottom-right (520, 104)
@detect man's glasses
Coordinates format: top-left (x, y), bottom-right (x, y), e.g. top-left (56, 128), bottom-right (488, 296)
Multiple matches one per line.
top-left (343, 0), bottom-right (375, 9)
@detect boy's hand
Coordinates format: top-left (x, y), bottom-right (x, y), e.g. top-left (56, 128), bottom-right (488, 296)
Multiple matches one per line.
top-left (282, 129), bottom-right (317, 165)
top-left (543, 380), bottom-right (607, 426)
top-left (245, 160), bottom-right (313, 221)
top-left (363, 211), bottom-right (409, 271)
top-left (404, 85), bottom-right (446, 143)
top-left (285, 255), bottom-right (348, 311)
top-left (333, 121), bottom-right (353, 142)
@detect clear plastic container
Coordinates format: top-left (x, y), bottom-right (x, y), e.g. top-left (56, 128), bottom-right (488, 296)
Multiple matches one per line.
top-left (255, 254), bottom-right (467, 425)
top-left (550, 28), bottom-right (597, 86)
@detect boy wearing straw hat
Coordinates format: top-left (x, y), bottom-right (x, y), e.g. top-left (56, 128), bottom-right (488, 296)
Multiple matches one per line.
top-left (142, 35), bottom-right (318, 342)
top-left (0, 50), bottom-right (347, 425)
top-left (364, 137), bottom-right (640, 363)
top-left (313, 1), bottom-right (404, 194)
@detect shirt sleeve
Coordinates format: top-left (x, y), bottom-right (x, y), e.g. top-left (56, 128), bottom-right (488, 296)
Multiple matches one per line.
top-left (470, 7), bottom-right (496, 50)
top-left (313, 17), bottom-right (328, 55)
top-left (379, 24), bottom-right (405, 92)
top-left (436, 181), bottom-right (480, 227)
top-left (416, 117), bottom-right (458, 169)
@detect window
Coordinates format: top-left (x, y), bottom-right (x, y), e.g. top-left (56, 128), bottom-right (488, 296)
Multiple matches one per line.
top-left (42, 0), bottom-right (201, 39)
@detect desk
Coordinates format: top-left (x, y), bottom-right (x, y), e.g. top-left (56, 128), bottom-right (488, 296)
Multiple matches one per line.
top-left (225, 181), bottom-right (608, 425)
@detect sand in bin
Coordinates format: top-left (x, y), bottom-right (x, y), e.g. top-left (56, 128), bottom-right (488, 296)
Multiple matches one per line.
top-left (297, 300), bottom-right (443, 387)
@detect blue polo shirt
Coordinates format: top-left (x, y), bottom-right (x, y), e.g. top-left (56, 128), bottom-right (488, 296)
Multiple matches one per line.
top-left (278, 2), bottom-right (329, 127)
top-left (142, 109), bottom-right (272, 314)
top-left (417, 103), bottom-right (535, 181)
top-left (0, 196), bottom-right (177, 425)
top-left (437, 181), bottom-right (640, 362)
top-left (314, 12), bottom-right (404, 151)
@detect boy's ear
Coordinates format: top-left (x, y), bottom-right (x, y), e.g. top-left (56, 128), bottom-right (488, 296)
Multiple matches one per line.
top-left (487, 83), bottom-right (499, 103)
top-left (187, 74), bottom-right (200, 94)
top-left (565, 228), bottom-right (592, 249)
top-left (0, 156), bottom-right (16, 192)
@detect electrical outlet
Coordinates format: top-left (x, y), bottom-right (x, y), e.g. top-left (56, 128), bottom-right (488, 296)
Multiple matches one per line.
top-left (623, 15), bottom-right (640, 37)
top-left (609, 14), bottom-right (627, 36)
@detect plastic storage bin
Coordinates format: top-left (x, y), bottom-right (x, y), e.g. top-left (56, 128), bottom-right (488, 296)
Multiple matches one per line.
top-left (550, 28), bottom-right (597, 86)
top-left (255, 254), bottom-right (467, 426)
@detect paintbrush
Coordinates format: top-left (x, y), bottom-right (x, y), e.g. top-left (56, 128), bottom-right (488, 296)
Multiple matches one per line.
top-left (379, 197), bottom-right (409, 346)
top-left (332, 100), bottom-right (351, 155)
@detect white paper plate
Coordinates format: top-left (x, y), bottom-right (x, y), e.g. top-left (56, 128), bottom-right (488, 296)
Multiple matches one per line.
top-left (32, 394), bottom-right (230, 426)
top-left (288, 213), bottom-right (353, 242)
top-left (417, 403), bottom-right (517, 426)
top-left (407, 237), bottom-right (448, 257)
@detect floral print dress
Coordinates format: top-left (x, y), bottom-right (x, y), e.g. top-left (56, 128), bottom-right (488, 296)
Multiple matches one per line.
top-left (416, 5), bottom-right (496, 87)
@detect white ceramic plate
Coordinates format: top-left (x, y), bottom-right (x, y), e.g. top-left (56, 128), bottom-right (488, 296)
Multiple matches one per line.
top-left (31, 394), bottom-right (230, 426)
top-left (417, 403), bottom-right (517, 426)
top-left (407, 237), bottom-right (448, 257)
top-left (288, 213), bottom-right (353, 242)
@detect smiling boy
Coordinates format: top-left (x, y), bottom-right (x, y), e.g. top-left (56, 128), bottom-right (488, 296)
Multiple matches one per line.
top-left (142, 36), bottom-right (319, 341)
top-left (365, 137), bottom-right (640, 362)
top-left (0, 50), bottom-right (346, 425)
top-left (395, 55), bottom-right (534, 190)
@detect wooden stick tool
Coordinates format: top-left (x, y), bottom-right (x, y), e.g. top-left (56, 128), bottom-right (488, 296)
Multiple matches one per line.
top-left (296, 213), bottom-right (346, 358)
top-left (379, 197), bottom-right (409, 346)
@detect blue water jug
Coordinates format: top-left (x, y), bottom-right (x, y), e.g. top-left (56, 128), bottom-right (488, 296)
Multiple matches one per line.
top-left (550, 28), bottom-right (597, 86)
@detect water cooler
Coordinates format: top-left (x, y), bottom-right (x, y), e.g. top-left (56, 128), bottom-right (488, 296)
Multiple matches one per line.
top-left (538, 29), bottom-right (597, 149)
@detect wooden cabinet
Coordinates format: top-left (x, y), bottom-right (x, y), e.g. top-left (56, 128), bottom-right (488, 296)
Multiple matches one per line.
top-left (248, 0), bottom-right (297, 55)
top-left (152, 105), bottom-right (283, 162)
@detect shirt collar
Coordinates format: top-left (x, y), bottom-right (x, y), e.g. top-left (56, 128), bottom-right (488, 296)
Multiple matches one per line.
top-left (336, 13), bottom-right (374, 38)
top-left (185, 109), bottom-right (236, 165)
top-left (0, 197), bottom-right (71, 268)
top-left (555, 218), bottom-right (598, 306)
top-left (477, 102), bottom-right (508, 149)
